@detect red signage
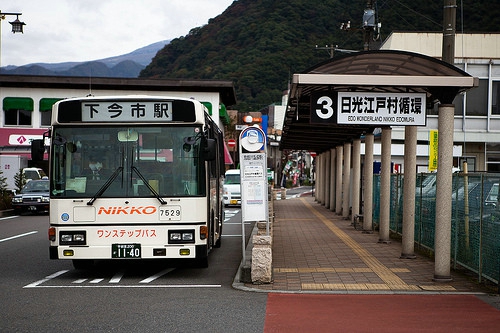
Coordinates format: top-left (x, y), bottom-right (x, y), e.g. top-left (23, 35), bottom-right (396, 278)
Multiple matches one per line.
top-left (228, 139), bottom-right (236, 148)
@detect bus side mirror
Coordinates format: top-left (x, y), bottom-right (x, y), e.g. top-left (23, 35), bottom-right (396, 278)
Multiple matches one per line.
top-left (204, 138), bottom-right (216, 161)
top-left (31, 139), bottom-right (45, 161)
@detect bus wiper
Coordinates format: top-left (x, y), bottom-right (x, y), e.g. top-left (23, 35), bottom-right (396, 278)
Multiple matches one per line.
top-left (87, 167), bottom-right (123, 205)
top-left (131, 166), bottom-right (166, 205)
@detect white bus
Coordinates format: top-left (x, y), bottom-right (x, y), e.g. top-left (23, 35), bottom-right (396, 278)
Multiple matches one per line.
top-left (34, 96), bottom-right (225, 269)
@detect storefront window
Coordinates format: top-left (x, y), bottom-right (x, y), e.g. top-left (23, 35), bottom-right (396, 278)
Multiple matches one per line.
top-left (3, 97), bottom-right (33, 126)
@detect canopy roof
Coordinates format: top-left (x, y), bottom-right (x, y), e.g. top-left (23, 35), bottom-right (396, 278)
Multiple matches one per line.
top-left (280, 50), bottom-right (478, 152)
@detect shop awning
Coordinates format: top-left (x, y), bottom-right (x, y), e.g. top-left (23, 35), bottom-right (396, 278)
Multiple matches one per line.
top-left (39, 98), bottom-right (62, 111)
top-left (219, 103), bottom-right (230, 125)
top-left (224, 141), bottom-right (234, 165)
top-left (3, 97), bottom-right (34, 111)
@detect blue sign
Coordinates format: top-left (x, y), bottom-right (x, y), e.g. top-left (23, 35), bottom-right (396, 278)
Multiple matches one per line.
top-left (240, 126), bottom-right (266, 152)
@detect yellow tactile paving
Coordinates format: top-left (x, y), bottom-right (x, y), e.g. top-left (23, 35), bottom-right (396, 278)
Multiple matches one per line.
top-left (301, 283), bottom-right (419, 291)
top-left (301, 283), bottom-right (455, 291)
top-left (274, 267), bottom-right (377, 273)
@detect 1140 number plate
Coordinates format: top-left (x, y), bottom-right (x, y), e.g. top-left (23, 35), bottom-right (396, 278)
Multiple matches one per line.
top-left (112, 244), bottom-right (141, 258)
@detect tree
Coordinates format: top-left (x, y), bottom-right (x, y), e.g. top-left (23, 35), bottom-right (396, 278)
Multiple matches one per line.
top-left (14, 168), bottom-right (26, 193)
top-left (0, 169), bottom-right (11, 210)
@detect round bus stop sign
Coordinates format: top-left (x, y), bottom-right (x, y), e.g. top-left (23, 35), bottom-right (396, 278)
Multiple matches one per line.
top-left (239, 126), bottom-right (266, 152)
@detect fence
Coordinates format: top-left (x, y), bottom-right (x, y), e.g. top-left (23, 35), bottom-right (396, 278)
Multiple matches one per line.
top-left (373, 172), bottom-right (500, 285)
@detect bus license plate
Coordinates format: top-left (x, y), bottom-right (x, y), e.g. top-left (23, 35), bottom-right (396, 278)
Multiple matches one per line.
top-left (112, 244), bottom-right (141, 258)
top-left (230, 199), bottom-right (238, 204)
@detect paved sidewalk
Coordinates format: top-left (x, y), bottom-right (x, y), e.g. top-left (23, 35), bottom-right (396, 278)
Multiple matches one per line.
top-left (237, 195), bottom-right (498, 296)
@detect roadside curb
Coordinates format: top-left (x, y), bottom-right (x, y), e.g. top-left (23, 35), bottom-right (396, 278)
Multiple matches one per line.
top-left (0, 209), bottom-right (15, 217)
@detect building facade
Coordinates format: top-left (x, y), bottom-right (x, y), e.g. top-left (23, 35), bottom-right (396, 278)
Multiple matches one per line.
top-left (0, 75), bottom-right (235, 165)
top-left (381, 32), bottom-right (500, 172)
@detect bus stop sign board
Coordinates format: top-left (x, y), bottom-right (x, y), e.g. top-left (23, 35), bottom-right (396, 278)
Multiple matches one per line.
top-left (239, 126), bottom-right (267, 222)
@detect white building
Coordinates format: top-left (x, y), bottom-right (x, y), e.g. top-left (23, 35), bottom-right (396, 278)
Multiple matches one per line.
top-left (0, 75), bottom-right (235, 164)
top-left (380, 32), bottom-right (500, 172)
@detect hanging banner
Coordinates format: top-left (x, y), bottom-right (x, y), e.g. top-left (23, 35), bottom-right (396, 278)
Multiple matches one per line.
top-left (429, 130), bottom-right (438, 171)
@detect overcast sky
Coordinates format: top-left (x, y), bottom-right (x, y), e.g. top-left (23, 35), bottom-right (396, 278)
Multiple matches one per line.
top-left (1, 0), bottom-right (234, 67)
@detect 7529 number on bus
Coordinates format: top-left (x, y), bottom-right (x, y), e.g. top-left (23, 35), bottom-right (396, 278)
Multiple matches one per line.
top-left (159, 206), bottom-right (181, 221)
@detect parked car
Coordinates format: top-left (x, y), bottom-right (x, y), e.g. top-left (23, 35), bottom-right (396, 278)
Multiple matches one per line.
top-left (416, 175), bottom-right (500, 222)
top-left (23, 167), bottom-right (47, 182)
top-left (11, 179), bottom-right (50, 214)
top-left (223, 169), bottom-right (241, 207)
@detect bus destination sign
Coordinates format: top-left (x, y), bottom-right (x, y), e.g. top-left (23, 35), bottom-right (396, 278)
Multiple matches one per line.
top-left (82, 101), bottom-right (173, 122)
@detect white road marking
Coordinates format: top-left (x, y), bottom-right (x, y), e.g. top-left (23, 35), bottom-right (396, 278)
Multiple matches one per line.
top-left (140, 268), bottom-right (175, 283)
top-left (110, 271), bottom-right (125, 284)
top-left (23, 284), bottom-right (221, 288)
top-left (24, 269), bottom-right (221, 289)
top-left (0, 216), bottom-right (18, 221)
top-left (0, 231), bottom-right (38, 243)
top-left (23, 270), bottom-right (69, 288)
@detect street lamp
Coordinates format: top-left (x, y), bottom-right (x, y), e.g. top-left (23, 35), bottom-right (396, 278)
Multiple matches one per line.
top-left (9, 15), bottom-right (26, 33)
top-left (0, 11), bottom-right (25, 33)
top-left (0, 11), bottom-right (26, 72)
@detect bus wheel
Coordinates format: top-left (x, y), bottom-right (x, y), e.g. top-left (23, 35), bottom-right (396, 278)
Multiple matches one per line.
top-left (72, 259), bottom-right (94, 270)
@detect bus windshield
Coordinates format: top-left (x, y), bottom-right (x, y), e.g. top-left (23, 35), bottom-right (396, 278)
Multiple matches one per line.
top-left (50, 125), bottom-right (205, 199)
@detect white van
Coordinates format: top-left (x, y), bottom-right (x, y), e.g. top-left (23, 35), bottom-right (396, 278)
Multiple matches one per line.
top-left (223, 169), bottom-right (241, 206)
top-left (23, 167), bottom-right (47, 181)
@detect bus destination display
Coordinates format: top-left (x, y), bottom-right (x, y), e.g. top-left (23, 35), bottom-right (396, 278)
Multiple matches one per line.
top-left (82, 101), bottom-right (173, 122)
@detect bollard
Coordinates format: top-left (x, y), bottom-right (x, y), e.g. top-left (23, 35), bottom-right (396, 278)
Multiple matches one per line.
top-left (281, 188), bottom-right (286, 200)
top-left (251, 235), bottom-right (272, 284)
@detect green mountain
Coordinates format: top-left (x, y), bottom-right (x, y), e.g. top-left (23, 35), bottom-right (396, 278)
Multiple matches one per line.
top-left (140, 0), bottom-right (500, 112)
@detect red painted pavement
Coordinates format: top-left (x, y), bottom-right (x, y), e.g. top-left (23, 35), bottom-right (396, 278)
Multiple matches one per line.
top-left (264, 293), bottom-right (500, 332)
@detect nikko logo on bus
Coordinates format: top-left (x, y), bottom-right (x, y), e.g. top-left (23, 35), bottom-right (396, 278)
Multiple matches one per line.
top-left (97, 206), bottom-right (157, 215)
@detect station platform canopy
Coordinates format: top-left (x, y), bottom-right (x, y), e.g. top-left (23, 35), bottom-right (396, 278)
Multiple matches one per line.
top-left (280, 50), bottom-right (478, 153)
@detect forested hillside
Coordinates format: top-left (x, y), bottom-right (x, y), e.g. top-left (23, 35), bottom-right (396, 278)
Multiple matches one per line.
top-left (140, 0), bottom-right (500, 111)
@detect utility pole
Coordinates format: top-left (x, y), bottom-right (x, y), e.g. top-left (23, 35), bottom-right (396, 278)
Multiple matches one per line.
top-left (442, 0), bottom-right (456, 63)
top-left (363, 0), bottom-right (374, 51)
